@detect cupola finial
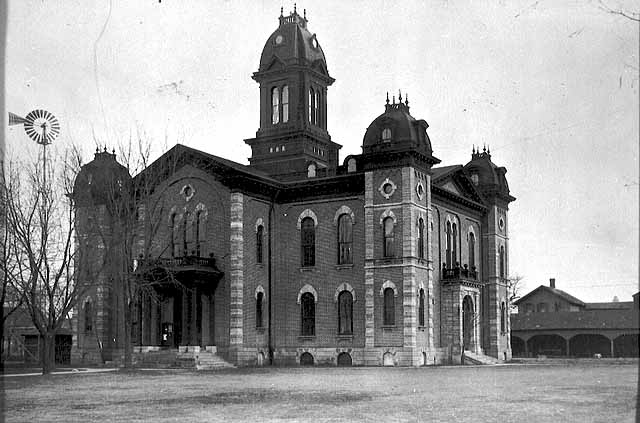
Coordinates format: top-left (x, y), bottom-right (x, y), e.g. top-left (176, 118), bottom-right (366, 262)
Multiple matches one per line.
top-left (392, 95), bottom-right (396, 105)
top-left (280, 6), bottom-right (283, 17)
top-left (386, 92), bottom-right (390, 105)
top-left (398, 89), bottom-right (402, 103)
top-left (304, 8), bottom-right (306, 20)
top-left (483, 144), bottom-right (486, 153)
top-left (405, 92), bottom-right (409, 107)
top-left (294, 3), bottom-right (297, 13)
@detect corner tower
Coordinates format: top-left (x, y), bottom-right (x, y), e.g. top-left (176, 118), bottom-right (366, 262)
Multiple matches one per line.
top-left (360, 94), bottom-right (441, 366)
top-left (245, 7), bottom-right (341, 180)
top-left (464, 147), bottom-right (515, 360)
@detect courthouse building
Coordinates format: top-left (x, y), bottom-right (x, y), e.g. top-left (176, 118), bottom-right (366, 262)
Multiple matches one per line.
top-left (71, 9), bottom-right (515, 366)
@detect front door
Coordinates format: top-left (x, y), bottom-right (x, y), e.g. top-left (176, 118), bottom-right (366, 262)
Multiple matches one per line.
top-left (462, 295), bottom-right (474, 350)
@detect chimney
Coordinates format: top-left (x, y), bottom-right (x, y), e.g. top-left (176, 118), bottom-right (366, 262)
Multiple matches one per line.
top-left (549, 278), bottom-right (556, 289)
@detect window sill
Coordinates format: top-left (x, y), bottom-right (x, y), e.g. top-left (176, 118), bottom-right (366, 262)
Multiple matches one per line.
top-left (381, 325), bottom-right (396, 330)
top-left (336, 334), bottom-right (353, 341)
top-left (299, 267), bottom-right (315, 272)
top-left (298, 335), bottom-right (315, 341)
top-left (256, 327), bottom-right (266, 333)
top-left (335, 264), bottom-right (353, 270)
top-left (255, 263), bottom-right (265, 269)
top-left (418, 326), bottom-right (426, 331)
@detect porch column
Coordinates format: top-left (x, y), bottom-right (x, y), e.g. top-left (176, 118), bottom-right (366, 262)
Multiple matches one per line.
top-left (610, 337), bottom-right (615, 358)
top-left (191, 288), bottom-right (198, 346)
top-left (524, 337), bottom-right (529, 357)
top-left (565, 337), bottom-right (570, 357)
top-left (182, 290), bottom-right (188, 345)
top-left (141, 296), bottom-right (149, 345)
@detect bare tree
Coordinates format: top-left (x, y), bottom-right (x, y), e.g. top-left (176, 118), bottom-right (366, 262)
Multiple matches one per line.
top-left (599, 0), bottom-right (640, 22)
top-left (3, 147), bottom-right (85, 374)
top-left (507, 275), bottom-right (524, 310)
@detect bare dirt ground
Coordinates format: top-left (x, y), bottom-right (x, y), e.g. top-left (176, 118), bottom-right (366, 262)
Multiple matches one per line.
top-left (2, 363), bottom-right (637, 422)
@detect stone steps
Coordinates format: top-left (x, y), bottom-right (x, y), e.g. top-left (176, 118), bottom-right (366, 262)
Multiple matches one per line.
top-left (463, 350), bottom-right (501, 365)
top-left (133, 347), bottom-right (234, 370)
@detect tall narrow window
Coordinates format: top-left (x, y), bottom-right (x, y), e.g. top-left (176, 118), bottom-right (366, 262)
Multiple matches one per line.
top-left (301, 292), bottom-right (315, 336)
top-left (301, 217), bottom-right (315, 266)
top-left (383, 217), bottom-right (395, 258)
top-left (195, 211), bottom-right (203, 257)
top-left (183, 211), bottom-right (189, 256)
top-left (500, 301), bottom-right (506, 333)
top-left (271, 87), bottom-right (280, 124)
top-left (338, 291), bottom-right (353, 335)
top-left (468, 232), bottom-right (476, 269)
top-left (418, 218), bottom-right (425, 259)
top-left (84, 300), bottom-right (93, 333)
top-left (256, 225), bottom-right (264, 264)
top-left (337, 214), bottom-right (353, 264)
top-left (314, 90), bottom-right (319, 125)
top-left (282, 85), bottom-right (289, 123)
top-left (499, 245), bottom-right (505, 278)
top-left (308, 88), bottom-right (314, 123)
top-left (445, 221), bottom-right (452, 267)
top-left (418, 289), bottom-right (425, 327)
top-left (170, 213), bottom-right (177, 257)
top-left (383, 287), bottom-right (395, 326)
top-left (452, 222), bottom-right (458, 266)
top-left (256, 292), bottom-right (264, 328)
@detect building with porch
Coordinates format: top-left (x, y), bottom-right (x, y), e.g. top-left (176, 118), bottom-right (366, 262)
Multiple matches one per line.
top-left (70, 8), bottom-right (515, 367)
top-left (511, 279), bottom-right (639, 358)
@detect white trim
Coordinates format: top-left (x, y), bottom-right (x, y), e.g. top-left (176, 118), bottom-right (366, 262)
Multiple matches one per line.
top-left (255, 285), bottom-right (265, 300)
top-left (297, 284), bottom-right (318, 304)
top-left (333, 205), bottom-right (355, 226)
top-left (255, 217), bottom-right (264, 233)
top-left (334, 283), bottom-right (356, 302)
top-left (296, 209), bottom-right (318, 230)
top-left (379, 280), bottom-right (398, 297)
top-left (379, 209), bottom-right (397, 225)
top-left (378, 177), bottom-right (397, 199)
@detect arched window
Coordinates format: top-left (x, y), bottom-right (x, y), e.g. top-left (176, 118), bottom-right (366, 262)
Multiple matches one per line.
top-left (337, 214), bottom-right (353, 264)
top-left (301, 217), bottom-right (315, 267)
top-left (418, 218), bottom-right (425, 259)
top-left (338, 291), bottom-right (353, 335)
top-left (308, 88), bottom-right (314, 123)
top-left (499, 245), bottom-right (505, 278)
top-left (282, 85), bottom-right (289, 123)
top-left (169, 213), bottom-right (177, 257)
top-left (383, 287), bottom-right (395, 326)
top-left (382, 128), bottom-right (392, 142)
top-left (307, 163), bottom-right (316, 178)
top-left (445, 221), bottom-right (452, 268)
top-left (301, 292), bottom-right (315, 336)
top-left (256, 225), bottom-right (264, 264)
top-left (314, 90), bottom-right (319, 125)
top-left (256, 292), bottom-right (264, 328)
top-left (383, 217), bottom-right (395, 258)
top-left (468, 232), bottom-right (476, 269)
top-left (195, 211), bottom-right (204, 257)
top-left (183, 211), bottom-right (190, 256)
top-left (84, 300), bottom-right (93, 333)
top-left (271, 87), bottom-right (280, 124)
top-left (452, 222), bottom-right (458, 266)
top-left (418, 289), bottom-right (425, 327)
top-left (500, 301), bottom-right (506, 334)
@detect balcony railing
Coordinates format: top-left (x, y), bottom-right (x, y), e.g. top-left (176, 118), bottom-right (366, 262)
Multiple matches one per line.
top-left (135, 255), bottom-right (219, 272)
top-left (442, 263), bottom-right (477, 280)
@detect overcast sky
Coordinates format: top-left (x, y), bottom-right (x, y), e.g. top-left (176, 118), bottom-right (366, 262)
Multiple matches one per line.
top-left (5, 0), bottom-right (639, 302)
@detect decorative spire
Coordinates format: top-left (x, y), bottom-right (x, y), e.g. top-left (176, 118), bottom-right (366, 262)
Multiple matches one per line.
top-left (398, 89), bottom-right (402, 103)
top-left (304, 8), bottom-right (306, 20)
top-left (405, 92), bottom-right (409, 107)
top-left (392, 95), bottom-right (396, 105)
top-left (483, 144), bottom-right (486, 153)
top-left (280, 6), bottom-right (283, 17)
top-left (294, 3), bottom-right (297, 13)
top-left (386, 92), bottom-right (390, 105)
top-left (472, 145), bottom-right (476, 154)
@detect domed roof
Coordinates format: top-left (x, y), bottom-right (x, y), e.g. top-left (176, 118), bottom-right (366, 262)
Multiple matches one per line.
top-left (258, 9), bottom-right (329, 75)
top-left (463, 147), bottom-right (515, 202)
top-left (362, 95), bottom-right (433, 157)
top-left (74, 149), bottom-right (131, 207)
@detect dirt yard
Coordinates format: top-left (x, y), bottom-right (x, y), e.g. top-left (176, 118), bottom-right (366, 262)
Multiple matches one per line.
top-left (2, 363), bottom-right (637, 422)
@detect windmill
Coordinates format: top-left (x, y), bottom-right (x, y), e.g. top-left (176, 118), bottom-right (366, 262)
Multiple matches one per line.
top-left (8, 109), bottom-right (61, 191)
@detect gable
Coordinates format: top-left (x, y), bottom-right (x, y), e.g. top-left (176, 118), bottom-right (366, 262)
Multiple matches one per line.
top-left (441, 181), bottom-right (462, 196)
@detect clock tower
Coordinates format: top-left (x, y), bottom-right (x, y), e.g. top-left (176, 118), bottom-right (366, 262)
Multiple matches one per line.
top-left (244, 7), bottom-right (341, 180)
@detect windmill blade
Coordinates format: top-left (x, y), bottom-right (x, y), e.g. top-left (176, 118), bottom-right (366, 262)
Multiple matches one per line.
top-left (8, 112), bottom-right (27, 126)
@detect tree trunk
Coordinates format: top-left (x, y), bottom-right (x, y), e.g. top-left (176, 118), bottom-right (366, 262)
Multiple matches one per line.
top-left (123, 301), bottom-right (133, 368)
top-left (41, 332), bottom-right (56, 375)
